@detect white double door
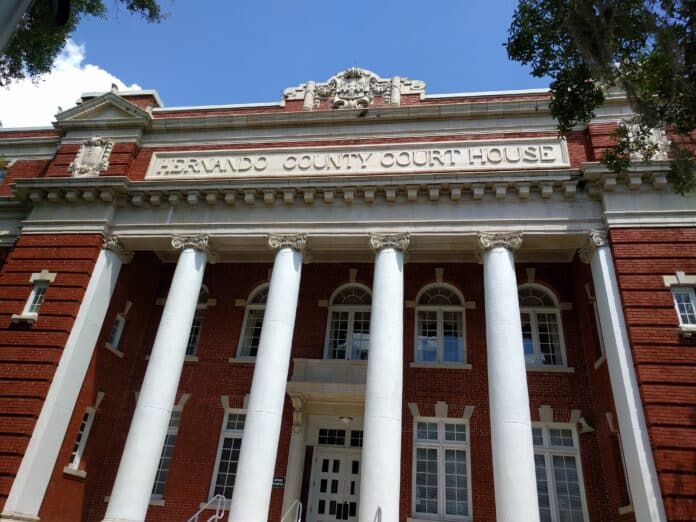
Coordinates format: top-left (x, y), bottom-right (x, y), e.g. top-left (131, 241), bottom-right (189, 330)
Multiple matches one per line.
top-left (307, 447), bottom-right (361, 522)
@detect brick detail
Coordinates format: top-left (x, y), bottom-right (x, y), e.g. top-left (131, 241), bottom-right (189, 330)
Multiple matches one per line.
top-left (611, 227), bottom-right (696, 519)
top-left (0, 234), bottom-right (102, 510)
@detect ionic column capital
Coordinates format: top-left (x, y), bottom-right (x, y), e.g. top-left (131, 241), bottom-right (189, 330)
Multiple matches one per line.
top-left (477, 232), bottom-right (523, 251)
top-left (369, 232), bottom-right (410, 252)
top-left (268, 234), bottom-right (307, 252)
top-left (103, 234), bottom-right (134, 264)
top-left (578, 229), bottom-right (609, 264)
top-left (171, 234), bottom-right (210, 253)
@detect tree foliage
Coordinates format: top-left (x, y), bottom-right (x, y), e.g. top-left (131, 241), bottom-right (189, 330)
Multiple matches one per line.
top-left (506, 0), bottom-right (695, 193)
top-left (1, 0), bottom-right (164, 87)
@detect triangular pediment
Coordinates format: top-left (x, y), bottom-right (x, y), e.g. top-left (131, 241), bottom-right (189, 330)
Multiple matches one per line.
top-left (54, 91), bottom-right (151, 129)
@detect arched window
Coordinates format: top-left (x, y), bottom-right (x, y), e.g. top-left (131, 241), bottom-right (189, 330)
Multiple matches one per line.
top-left (324, 285), bottom-right (372, 360)
top-left (415, 285), bottom-right (466, 363)
top-left (186, 285), bottom-right (209, 357)
top-left (237, 284), bottom-right (268, 358)
top-left (518, 284), bottom-right (565, 367)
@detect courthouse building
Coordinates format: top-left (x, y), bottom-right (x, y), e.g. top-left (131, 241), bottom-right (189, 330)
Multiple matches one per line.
top-left (0, 68), bottom-right (694, 522)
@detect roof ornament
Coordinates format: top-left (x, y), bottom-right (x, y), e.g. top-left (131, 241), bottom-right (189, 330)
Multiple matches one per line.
top-left (283, 68), bottom-right (425, 110)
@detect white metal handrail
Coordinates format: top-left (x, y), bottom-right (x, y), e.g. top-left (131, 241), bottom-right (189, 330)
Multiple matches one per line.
top-left (186, 494), bottom-right (226, 522)
top-left (281, 499), bottom-right (303, 522)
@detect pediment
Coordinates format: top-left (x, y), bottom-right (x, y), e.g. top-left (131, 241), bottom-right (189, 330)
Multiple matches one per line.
top-left (54, 92), bottom-right (151, 129)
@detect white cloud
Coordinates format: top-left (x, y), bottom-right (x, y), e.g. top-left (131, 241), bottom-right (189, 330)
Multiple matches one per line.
top-left (0, 39), bottom-right (141, 128)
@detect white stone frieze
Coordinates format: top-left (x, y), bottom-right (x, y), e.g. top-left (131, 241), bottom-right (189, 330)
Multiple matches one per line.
top-left (146, 137), bottom-right (570, 180)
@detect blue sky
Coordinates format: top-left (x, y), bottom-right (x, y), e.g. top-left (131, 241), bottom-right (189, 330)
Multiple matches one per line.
top-left (71, 0), bottom-right (548, 106)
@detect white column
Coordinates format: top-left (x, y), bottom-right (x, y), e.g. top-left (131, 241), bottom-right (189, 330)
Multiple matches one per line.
top-left (1, 236), bottom-right (131, 522)
top-left (281, 395), bottom-right (307, 519)
top-left (103, 235), bottom-right (208, 522)
top-left (479, 232), bottom-right (540, 522)
top-left (584, 230), bottom-right (666, 522)
top-left (359, 233), bottom-right (408, 522)
top-left (228, 234), bottom-right (305, 522)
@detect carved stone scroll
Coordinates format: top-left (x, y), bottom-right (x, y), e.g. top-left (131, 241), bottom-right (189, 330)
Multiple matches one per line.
top-left (68, 137), bottom-right (113, 177)
top-left (268, 234), bottom-right (307, 252)
top-left (477, 232), bottom-right (523, 251)
top-left (171, 234), bottom-right (210, 253)
top-left (369, 233), bottom-right (410, 252)
top-left (103, 234), bottom-right (134, 264)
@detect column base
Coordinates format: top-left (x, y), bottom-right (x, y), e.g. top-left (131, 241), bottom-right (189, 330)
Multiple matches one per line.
top-left (0, 512), bottom-right (40, 522)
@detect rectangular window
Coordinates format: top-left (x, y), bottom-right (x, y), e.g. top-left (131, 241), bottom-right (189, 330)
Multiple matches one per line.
top-left (533, 425), bottom-right (588, 522)
top-left (68, 408), bottom-right (96, 470)
top-left (186, 311), bottom-right (204, 356)
top-left (107, 314), bottom-right (126, 349)
top-left (210, 412), bottom-right (246, 500)
top-left (672, 287), bottom-right (696, 326)
top-left (239, 309), bottom-right (264, 357)
top-left (151, 410), bottom-right (182, 498)
top-left (26, 282), bottom-right (48, 314)
top-left (413, 419), bottom-right (470, 520)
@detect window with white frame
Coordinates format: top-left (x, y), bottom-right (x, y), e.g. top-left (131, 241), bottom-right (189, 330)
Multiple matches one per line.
top-left (415, 285), bottom-right (466, 364)
top-left (106, 314), bottom-right (126, 350)
top-left (186, 285), bottom-right (209, 357)
top-left (13, 270), bottom-right (57, 324)
top-left (151, 410), bottom-right (182, 499)
top-left (413, 419), bottom-right (470, 520)
top-left (519, 285), bottom-right (566, 367)
top-left (533, 424), bottom-right (588, 522)
top-left (210, 411), bottom-right (246, 500)
top-left (324, 285), bottom-right (371, 360)
top-left (67, 408), bottom-right (96, 470)
top-left (237, 285), bottom-right (268, 358)
top-left (672, 287), bottom-right (696, 327)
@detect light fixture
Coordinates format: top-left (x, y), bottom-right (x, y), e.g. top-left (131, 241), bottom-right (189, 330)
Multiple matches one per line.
top-left (339, 416), bottom-right (353, 425)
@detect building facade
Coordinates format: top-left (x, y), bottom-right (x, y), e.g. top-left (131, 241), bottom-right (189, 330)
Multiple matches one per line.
top-left (0, 69), bottom-right (694, 522)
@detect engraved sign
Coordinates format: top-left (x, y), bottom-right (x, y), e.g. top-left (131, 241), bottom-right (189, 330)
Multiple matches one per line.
top-left (145, 138), bottom-right (569, 180)
top-left (69, 137), bottom-right (113, 177)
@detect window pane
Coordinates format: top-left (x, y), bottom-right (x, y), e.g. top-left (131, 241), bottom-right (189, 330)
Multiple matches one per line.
top-left (532, 427), bottom-right (544, 447)
top-left (240, 308), bottom-right (264, 357)
top-left (415, 447), bottom-right (438, 514)
top-left (444, 423), bottom-right (466, 442)
top-left (328, 311), bottom-right (349, 359)
top-left (225, 414), bottom-right (246, 431)
top-left (535, 453), bottom-right (552, 522)
top-left (416, 422), bottom-right (438, 441)
top-left (553, 455), bottom-right (584, 521)
top-left (521, 312), bottom-right (535, 365)
top-left (107, 316), bottom-right (124, 347)
top-left (536, 313), bottom-right (562, 366)
top-left (350, 311), bottom-right (370, 360)
top-left (29, 284), bottom-right (47, 313)
top-left (416, 311), bottom-right (438, 362)
top-left (550, 429), bottom-right (575, 448)
top-left (69, 411), bottom-right (93, 467)
top-left (186, 312), bottom-right (203, 356)
top-left (442, 311), bottom-right (464, 362)
top-left (674, 289), bottom-right (696, 325)
top-left (152, 433), bottom-right (177, 496)
top-left (318, 429), bottom-right (346, 446)
top-left (213, 437), bottom-right (242, 499)
top-left (444, 449), bottom-right (468, 516)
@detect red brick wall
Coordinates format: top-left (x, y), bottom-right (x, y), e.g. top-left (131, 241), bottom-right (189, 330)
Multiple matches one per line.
top-left (0, 234), bottom-right (102, 510)
top-left (33, 258), bottom-right (631, 521)
top-left (0, 159), bottom-right (50, 196)
top-left (610, 228), bottom-right (696, 521)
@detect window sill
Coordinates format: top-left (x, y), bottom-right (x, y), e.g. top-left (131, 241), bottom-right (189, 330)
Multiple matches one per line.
top-left (410, 362), bottom-right (472, 370)
top-left (527, 366), bottom-right (575, 374)
top-left (104, 343), bottom-right (124, 359)
top-left (228, 357), bottom-right (255, 364)
top-left (679, 324), bottom-right (696, 338)
top-left (618, 504), bottom-right (634, 515)
top-left (11, 313), bottom-right (38, 325)
top-left (185, 355), bottom-right (199, 362)
top-left (199, 500), bottom-right (230, 510)
top-left (63, 466), bottom-right (86, 479)
top-left (407, 517), bottom-right (470, 522)
top-left (149, 498), bottom-right (166, 507)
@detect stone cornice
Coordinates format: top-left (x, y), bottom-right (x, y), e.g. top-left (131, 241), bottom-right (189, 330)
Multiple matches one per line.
top-left (103, 234), bottom-right (134, 263)
top-left (171, 234), bottom-right (210, 253)
top-left (268, 234), bottom-right (307, 252)
top-left (581, 161), bottom-right (671, 195)
top-left (369, 233), bottom-right (410, 252)
top-left (477, 232), bottom-right (523, 251)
